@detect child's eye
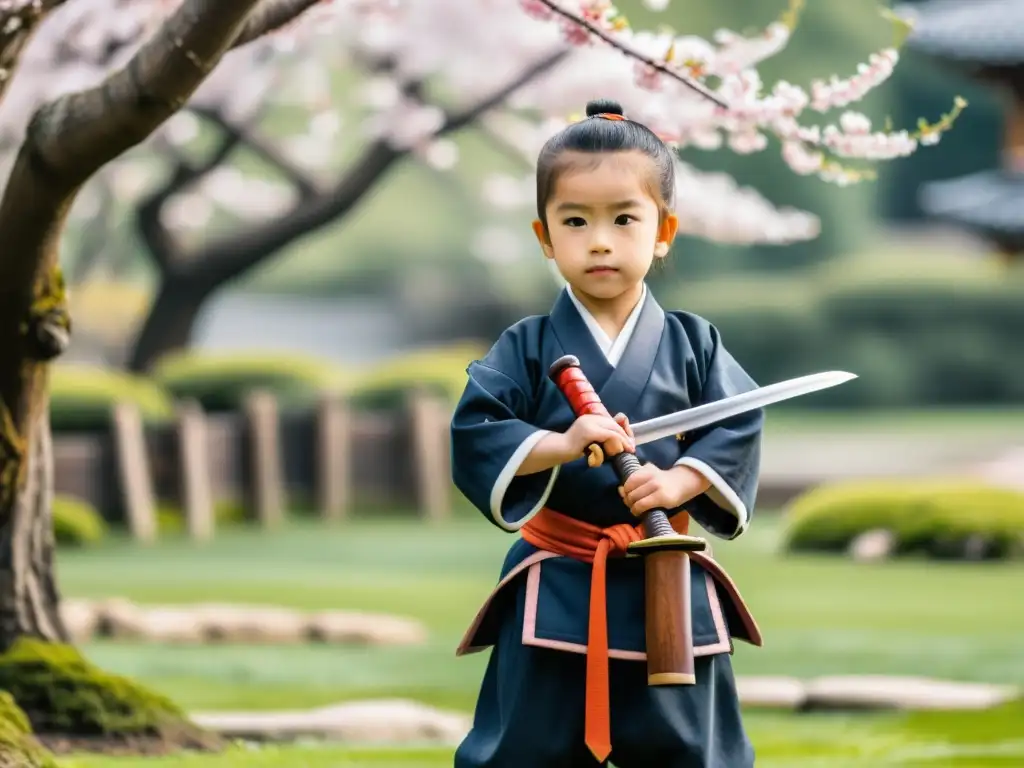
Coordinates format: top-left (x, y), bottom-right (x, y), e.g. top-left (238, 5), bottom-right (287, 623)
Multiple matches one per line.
top-left (615, 214), bottom-right (636, 225)
top-left (563, 217), bottom-right (586, 227)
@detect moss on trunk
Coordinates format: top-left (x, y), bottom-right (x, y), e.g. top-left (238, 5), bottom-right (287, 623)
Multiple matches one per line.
top-left (0, 638), bottom-right (224, 756)
top-left (0, 692), bottom-right (57, 768)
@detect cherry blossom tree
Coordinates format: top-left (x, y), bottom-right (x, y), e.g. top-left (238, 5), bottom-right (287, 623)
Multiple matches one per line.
top-left (0, 0), bottom-right (325, 758)
top-left (49, 0), bottom-right (963, 371)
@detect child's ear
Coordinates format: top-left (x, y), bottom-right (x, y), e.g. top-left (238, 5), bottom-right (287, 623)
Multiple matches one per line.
top-left (654, 213), bottom-right (679, 259)
top-left (532, 219), bottom-right (555, 260)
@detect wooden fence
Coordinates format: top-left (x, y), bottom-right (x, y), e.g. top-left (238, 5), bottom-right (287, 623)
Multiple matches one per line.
top-left (52, 389), bottom-right (454, 542)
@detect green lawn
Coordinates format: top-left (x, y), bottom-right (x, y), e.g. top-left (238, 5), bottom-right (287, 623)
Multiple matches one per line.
top-left (51, 512), bottom-right (1024, 766)
top-left (62, 706), bottom-right (1024, 767)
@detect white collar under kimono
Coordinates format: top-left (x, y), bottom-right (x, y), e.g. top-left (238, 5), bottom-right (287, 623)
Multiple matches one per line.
top-left (564, 283), bottom-right (647, 368)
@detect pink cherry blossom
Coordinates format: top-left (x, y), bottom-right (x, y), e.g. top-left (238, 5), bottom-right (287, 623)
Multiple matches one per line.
top-left (1, 0), bottom-right (962, 254)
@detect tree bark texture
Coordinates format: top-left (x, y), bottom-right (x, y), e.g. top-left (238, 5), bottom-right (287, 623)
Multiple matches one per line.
top-left (0, 409), bottom-right (68, 651)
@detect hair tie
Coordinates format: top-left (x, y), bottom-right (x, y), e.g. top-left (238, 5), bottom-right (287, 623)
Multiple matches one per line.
top-left (592, 113), bottom-right (626, 121)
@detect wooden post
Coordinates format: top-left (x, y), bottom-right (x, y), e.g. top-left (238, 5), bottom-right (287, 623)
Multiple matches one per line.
top-left (175, 399), bottom-right (215, 544)
top-left (315, 393), bottom-right (351, 522)
top-left (408, 389), bottom-right (451, 522)
top-left (243, 389), bottom-right (285, 529)
top-left (176, 400), bottom-right (215, 543)
top-left (110, 402), bottom-right (158, 544)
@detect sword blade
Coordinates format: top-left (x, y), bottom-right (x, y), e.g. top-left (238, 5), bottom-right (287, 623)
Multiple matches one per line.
top-left (631, 370), bottom-right (858, 446)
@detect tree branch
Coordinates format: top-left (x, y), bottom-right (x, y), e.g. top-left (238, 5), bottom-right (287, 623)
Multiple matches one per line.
top-left (27, 0), bottom-right (267, 189)
top-left (232, 0), bottom-right (326, 48)
top-left (136, 127), bottom-right (247, 275)
top-left (188, 48), bottom-right (571, 287)
top-left (191, 105), bottom-right (320, 198)
top-left (535, 0), bottom-right (727, 108)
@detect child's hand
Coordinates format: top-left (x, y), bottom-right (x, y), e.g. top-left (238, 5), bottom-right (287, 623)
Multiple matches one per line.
top-left (560, 412), bottom-right (635, 465)
top-left (618, 463), bottom-right (710, 518)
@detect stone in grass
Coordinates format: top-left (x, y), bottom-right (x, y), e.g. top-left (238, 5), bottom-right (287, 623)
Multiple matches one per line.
top-left (735, 676), bottom-right (807, 709)
top-left (0, 691), bottom-right (57, 768)
top-left (305, 611), bottom-right (428, 646)
top-left (0, 638), bottom-right (224, 757)
top-left (801, 676), bottom-right (1020, 712)
top-left (192, 699), bottom-right (472, 745)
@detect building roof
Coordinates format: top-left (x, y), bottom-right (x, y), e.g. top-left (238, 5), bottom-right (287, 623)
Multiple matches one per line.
top-left (919, 169), bottom-right (1024, 235)
top-left (897, 0), bottom-right (1024, 65)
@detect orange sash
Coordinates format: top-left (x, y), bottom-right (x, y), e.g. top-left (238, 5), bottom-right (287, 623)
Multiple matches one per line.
top-left (521, 507), bottom-right (690, 763)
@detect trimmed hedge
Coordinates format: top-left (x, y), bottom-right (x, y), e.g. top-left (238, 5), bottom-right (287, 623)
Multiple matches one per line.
top-left (151, 351), bottom-right (350, 412)
top-left (347, 342), bottom-right (487, 410)
top-left (49, 364), bottom-right (174, 433)
top-left (52, 495), bottom-right (106, 548)
top-left (782, 479), bottom-right (1024, 559)
top-left (150, 344), bottom-right (486, 414)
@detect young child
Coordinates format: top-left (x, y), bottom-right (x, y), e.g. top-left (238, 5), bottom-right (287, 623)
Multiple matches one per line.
top-left (450, 98), bottom-right (764, 768)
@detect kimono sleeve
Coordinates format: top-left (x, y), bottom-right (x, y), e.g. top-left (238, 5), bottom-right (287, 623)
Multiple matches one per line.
top-left (450, 344), bottom-right (560, 533)
top-left (674, 323), bottom-right (763, 540)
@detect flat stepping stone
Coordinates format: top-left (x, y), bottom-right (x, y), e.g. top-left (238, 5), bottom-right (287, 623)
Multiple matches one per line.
top-left (800, 675), bottom-right (1020, 711)
top-left (191, 699), bottom-right (471, 745)
top-left (188, 677), bottom-right (1022, 746)
top-left (735, 676), bottom-right (807, 709)
top-left (61, 598), bottom-right (427, 646)
top-left (736, 675), bottom-right (1019, 711)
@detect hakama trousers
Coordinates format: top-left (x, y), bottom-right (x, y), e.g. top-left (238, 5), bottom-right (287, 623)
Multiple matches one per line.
top-left (453, 580), bottom-right (755, 768)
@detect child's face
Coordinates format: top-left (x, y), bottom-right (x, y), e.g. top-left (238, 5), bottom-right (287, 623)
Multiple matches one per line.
top-left (533, 151), bottom-right (677, 305)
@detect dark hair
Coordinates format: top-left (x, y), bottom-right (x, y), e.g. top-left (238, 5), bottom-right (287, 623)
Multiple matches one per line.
top-left (535, 98), bottom-right (676, 230)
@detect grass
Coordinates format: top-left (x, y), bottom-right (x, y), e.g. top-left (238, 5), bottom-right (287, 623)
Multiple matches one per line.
top-left (57, 514), bottom-right (1024, 714)
top-left (61, 706), bottom-right (1024, 767)
top-left (50, 512), bottom-right (1024, 766)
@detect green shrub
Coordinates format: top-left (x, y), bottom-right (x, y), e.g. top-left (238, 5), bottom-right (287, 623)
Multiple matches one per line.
top-left (0, 691), bottom-right (56, 768)
top-left (0, 639), bottom-right (219, 751)
top-left (782, 479), bottom-right (1024, 559)
top-left (347, 342), bottom-right (487, 410)
top-left (51, 495), bottom-right (106, 548)
top-left (152, 351), bottom-right (350, 412)
top-left (49, 364), bottom-right (174, 433)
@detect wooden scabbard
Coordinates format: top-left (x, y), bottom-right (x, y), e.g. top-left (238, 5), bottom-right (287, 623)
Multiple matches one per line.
top-left (644, 549), bottom-right (696, 685)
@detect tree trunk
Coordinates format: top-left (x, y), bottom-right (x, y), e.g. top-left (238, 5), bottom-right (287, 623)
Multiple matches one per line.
top-left (0, 409), bottom-right (68, 652)
top-left (127, 277), bottom-right (212, 373)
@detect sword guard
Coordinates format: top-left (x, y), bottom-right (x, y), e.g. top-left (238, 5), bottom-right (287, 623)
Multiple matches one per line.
top-left (626, 533), bottom-right (707, 557)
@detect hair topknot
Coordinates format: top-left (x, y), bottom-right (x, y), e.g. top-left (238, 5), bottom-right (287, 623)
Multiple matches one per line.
top-left (585, 98), bottom-right (624, 118)
top-left (534, 97), bottom-right (676, 227)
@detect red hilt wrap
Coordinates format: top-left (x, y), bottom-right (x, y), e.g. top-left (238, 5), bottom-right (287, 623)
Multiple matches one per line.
top-left (549, 357), bottom-right (611, 421)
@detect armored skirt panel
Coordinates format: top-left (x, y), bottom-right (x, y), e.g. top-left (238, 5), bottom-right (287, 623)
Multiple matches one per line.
top-left (453, 549), bottom-right (758, 768)
top-left (457, 536), bottom-right (761, 661)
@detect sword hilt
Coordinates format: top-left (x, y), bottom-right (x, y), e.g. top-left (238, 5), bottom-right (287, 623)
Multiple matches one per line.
top-left (548, 355), bottom-right (680, 539)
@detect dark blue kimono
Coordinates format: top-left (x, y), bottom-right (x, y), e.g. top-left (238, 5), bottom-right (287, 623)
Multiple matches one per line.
top-left (450, 285), bottom-right (765, 768)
